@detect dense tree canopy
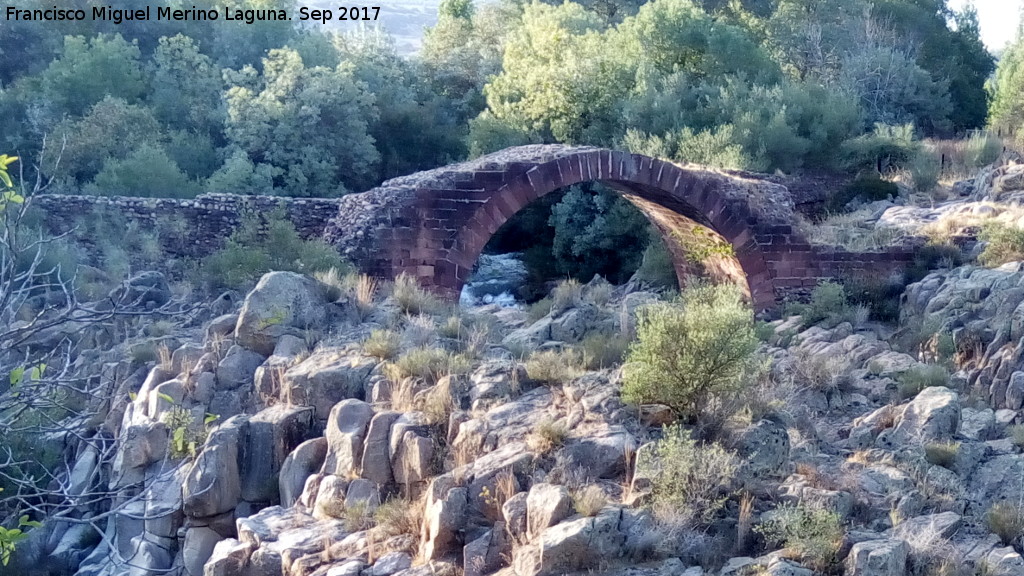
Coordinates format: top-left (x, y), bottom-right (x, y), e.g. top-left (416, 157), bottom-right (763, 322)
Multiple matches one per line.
top-left (990, 19), bottom-right (1024, 134)
top-left (0, 0), bottom-right (1000, 283)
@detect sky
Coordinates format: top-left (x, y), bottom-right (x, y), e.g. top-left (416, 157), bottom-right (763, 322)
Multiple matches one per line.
top-left (948, 0), bottom-right (1022, 51)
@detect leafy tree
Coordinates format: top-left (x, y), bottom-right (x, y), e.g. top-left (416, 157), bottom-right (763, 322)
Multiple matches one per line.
top-left (164, 129), bottom-right (222, 180)
top-left (223, 48), bottom-right (379, 196)
top-left (990, 19), bottom-right (1024, 132)
top-left (206, 0), bottom-right (299, 69)
top-left (84, 144), bottom-right (198, 198)
top-left (32, 35), bottom-right (148, 125)
top-left (548, 185), bottom-right (649, 283)
top-left (47, 97), bottom-right (162, 186)
top-left (480, 1), bottom-right (628, 144)
top-left (199, 207), bottom-right (349, 291)
top-left (421, 0), bottom-right (512, 127)
top-left (873, 0), bottom-right (993, 133)
top-left (150, 34), bottom-right (224, 135)
top-left (335, 31), bottom-right (466, 181)
top-left (204, 148), bottom-right (278, 195)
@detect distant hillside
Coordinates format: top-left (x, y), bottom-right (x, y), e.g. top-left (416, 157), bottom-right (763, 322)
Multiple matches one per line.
top-left (299, 0), bottom-right (441, 54)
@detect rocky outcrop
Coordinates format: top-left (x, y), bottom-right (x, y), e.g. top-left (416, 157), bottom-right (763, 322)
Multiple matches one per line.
top-left (234, 271), bottom-right (332, 356)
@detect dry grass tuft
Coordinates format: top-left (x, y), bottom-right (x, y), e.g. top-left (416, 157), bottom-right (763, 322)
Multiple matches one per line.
top-left (573, 485), bottom-right (608, 517)
top-left (528, 418), bottom-right (569, 455)
top-left (987, 502), bottom-right (1024, 545)
top-left (795, 212), bottom-right (907, 252)
top-left (364, 329), bottom-right (401, 360)
top-left (525, 349), bottom-right (583, 384)
top-left (393, 272), bottom-right (442, 315)
top-left (551, 279), bottom-right (583, 314)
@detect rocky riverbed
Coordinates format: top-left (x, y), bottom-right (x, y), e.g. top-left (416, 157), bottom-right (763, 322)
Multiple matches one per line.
top-left (11, 255), bottom-right (1024, 576)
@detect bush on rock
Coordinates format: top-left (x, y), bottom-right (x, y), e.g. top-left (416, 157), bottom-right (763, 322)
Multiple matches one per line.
top-left (622, 282), bottom-right (758, 420)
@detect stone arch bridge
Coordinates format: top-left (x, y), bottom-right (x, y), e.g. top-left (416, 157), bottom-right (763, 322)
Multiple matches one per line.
top-left (35, 145), bottom-right (915, 311)
top-left (324, 145), bottom-right (914, 311)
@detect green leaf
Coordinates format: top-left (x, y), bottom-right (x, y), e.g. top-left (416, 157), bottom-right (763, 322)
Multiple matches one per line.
top-left (0, 155), bottom-right (18, 168)
top-left (28, 364), bottom-right (45, 380)
top-left (9, 367), bottom-right (24, 386)
top-left (204, 413), bottom-right (219, 425)
top-left (17, 516), bottom-right (40, 529)
top-left (129, 392), bottom-right (138, 401)
top-left (0, 171), bottom-right (12, 189)
top-left (158, 392), bottom-right (175, 404)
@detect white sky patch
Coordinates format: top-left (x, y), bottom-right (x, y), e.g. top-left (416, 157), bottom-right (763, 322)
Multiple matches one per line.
top-left (948, 0), bottom-right (1022, 51)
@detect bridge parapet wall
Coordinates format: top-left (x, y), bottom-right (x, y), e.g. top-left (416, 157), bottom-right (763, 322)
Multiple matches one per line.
top-left (31, 193), bottom-right (343, 257)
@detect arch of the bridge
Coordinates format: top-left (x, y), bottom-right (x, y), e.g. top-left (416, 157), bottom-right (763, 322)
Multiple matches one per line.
top-left (451, 153), bottom-right (774, 308)
top-left (325, 145), bottom-right (801, 311)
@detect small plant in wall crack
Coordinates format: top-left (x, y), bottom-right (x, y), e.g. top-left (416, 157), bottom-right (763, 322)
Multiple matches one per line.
top-left (160, 396), bottom-right (219, 459)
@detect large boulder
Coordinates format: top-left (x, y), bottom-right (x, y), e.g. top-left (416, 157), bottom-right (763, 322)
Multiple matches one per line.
top-left (526, 484), bottom-right (573, 540)
top-left (733, 418), bottom-right (790, 478)
top-left (360, 411), bottom-right (401, 484)
top-left (513, 507), bottom-right (626, 576)
top-left (240, 405), bottom-right (316, 503)
top-left (970, 454), bottom-right (1024, 509)
top-left (559, 425), bottom-right (636, 479)
top-left (184, 416), bottom-right (247, 518)
top-left (846, 539), bottom-right (908, 576)
top-left (393, 431), bottom-right (435, 485)
top-left (421, 475), bottom-right (468, 560)
top-left (283, 351), bottom-right (377, 420)
top-left (887, 387), bottom-right (960, 445)
top-left (126, 536), bottom-right (173, 576)
top-left (204, 539), bottom-right (253, 576)
top-left (235, 272), bottom-right (331, 355)
top-left (280, 437), bottom-right (328, 507)
top-left (986, 547), bottom-right (1024, 576)
top-left (323, 400), bottom-right (375, 477)
top-left (110, 271), bottom-right (172, 309)
top-left (216, 346), bottom-right (266, 390)
top-left (183, 527), bottom-right (222, 576)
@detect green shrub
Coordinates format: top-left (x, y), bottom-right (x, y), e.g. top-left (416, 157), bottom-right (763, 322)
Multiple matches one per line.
top-left (633, 232), bottom-right (678, 290)
top-left (199, 207), bottom-right (349, 292)
top-left (965, 132), bottom-right (1003, 168)
top-left (755, 504), bottom-right (844, 572)
top-left (754, 321), bottom-right (777, 343)
top-left (906, 244), bottom-right (964, 283)
top-left (839, 123), bottom-right (920, 173)
top-left (622, 282), bottom-right (758, 420)
top-left (391, 347), bottom-right (468, 384)
top-left (551, 278), bottom-right (583, 314)
top-left (84, 143), bottom-right (199, 198)
top-left (979, 222), bottom-right (1024, 267)
top-left (828, 175), bottom-right (899, 212)
top-left (1008, 424), bottom-right (1024, 449)
top-left (573, 485), bottom-right (607, 517)
top-left (897, 365), bottom-right (950, 400)
top-left (910, 151), bottom-right (941, 192)
top-left (800, 281), bottom-right (864, 329)
top-left (527, 297), bottom-right (554, 323)
top-left (675, 124), bottom-right (752, 170)
top-left (528, 417), bottom-right (569, 454)
top-left (581, 332), bottom-right (629, 369)
top-left (844, 276), bottom-right (905, 323)
top-left (438, 315), bottom-right (465, 339)
top-left (646, 424), bottom-right (738, 527)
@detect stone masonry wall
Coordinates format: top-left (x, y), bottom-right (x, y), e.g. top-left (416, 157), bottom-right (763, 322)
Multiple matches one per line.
top-left (32, 193), bottom-right (345, 258)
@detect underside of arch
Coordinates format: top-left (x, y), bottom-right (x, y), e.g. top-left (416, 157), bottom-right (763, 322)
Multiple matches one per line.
top-left (324, 145), bottom-right (902, 313)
